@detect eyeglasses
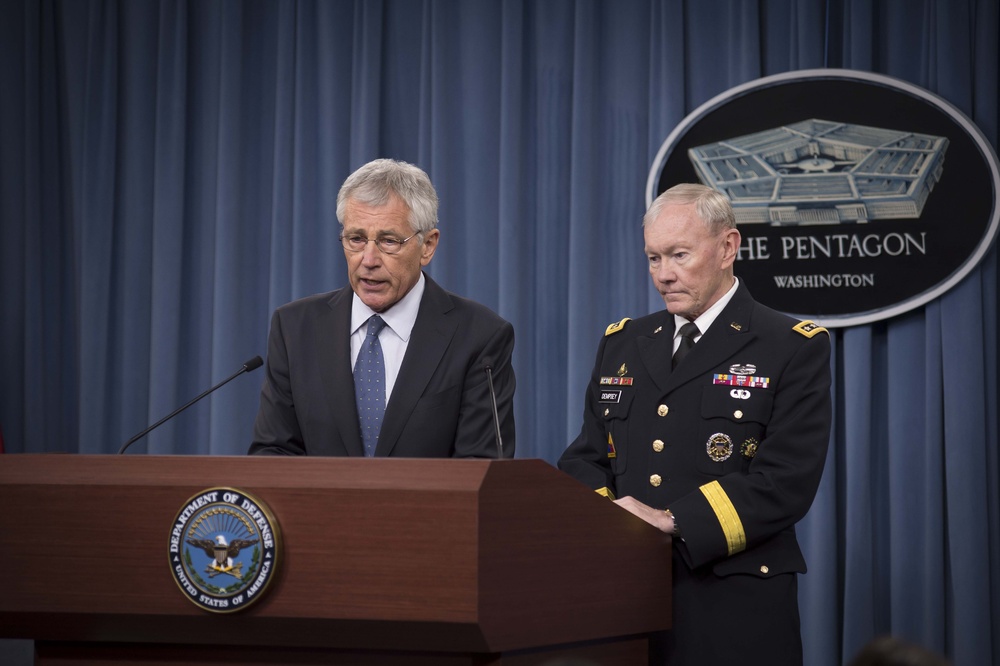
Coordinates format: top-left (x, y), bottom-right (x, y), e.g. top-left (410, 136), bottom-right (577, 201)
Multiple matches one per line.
top-left (340, 232), bottom-right (420, 255)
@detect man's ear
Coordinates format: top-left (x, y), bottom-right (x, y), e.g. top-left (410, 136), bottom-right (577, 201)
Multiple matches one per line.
top-left (720, 228), bottom-right (741, 269)
top-left (420, 229), bottom-right (440, 266)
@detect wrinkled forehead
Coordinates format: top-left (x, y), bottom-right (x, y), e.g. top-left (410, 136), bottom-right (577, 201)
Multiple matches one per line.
top-left (342, 195), bottom-right (414, 234)
top-left (644, 204), bottom-right (716, 247)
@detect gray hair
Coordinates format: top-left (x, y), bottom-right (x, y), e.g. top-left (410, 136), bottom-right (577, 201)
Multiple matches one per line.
top-left (336, 158), bottom-right (439, 234)
top-left (643, 183), bottom-right (736, 234)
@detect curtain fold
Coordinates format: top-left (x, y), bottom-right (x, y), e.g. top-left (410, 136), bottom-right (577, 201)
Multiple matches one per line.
top-left (1, 1), bottom-right (997, 664)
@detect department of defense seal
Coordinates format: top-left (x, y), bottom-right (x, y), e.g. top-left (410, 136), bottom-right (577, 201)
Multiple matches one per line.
top-left (168, 487), bottom-right (280, 613)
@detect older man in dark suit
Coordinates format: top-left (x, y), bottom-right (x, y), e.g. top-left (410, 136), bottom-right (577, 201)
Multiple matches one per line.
top-left (250, 159), bottom-right (514, 458)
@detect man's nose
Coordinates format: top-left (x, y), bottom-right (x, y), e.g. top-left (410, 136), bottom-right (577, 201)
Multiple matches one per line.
top-left (360, 241), bottom-right (382, 265)
top-left (653, 263), bottom-right (673, 283)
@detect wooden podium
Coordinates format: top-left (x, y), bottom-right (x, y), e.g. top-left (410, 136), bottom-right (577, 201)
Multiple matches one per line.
top-left (0, 454), bottom-right (671, 665)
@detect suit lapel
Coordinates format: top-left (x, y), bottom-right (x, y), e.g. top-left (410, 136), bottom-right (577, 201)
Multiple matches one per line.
top-left (375, 276), bottom-right (458, 456)
top-left (319, 289), bottom-right (365, 456)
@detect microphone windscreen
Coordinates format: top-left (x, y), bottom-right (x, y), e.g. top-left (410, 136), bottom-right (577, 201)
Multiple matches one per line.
top-left (244, 355), bottom-right (264, 372)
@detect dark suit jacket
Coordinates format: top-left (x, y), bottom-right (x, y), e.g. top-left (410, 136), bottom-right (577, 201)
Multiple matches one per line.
top-left (558, 282), bottom-right (831, 664)
top-left (250, 274), bottom-right (515, 457)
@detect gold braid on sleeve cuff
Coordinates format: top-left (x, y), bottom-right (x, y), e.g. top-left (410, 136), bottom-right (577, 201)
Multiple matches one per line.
top-left (699, 480), bottom-right (746, 555)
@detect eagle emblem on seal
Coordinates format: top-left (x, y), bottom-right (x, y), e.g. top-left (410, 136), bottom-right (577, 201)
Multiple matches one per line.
top-left (186, 534), bottom-right (259, 579)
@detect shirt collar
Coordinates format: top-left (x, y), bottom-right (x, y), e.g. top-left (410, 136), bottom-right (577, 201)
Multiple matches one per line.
top-left (673, 276), bottom-right (739, 337)
top-left (351, 272), bottom-right (425, 341)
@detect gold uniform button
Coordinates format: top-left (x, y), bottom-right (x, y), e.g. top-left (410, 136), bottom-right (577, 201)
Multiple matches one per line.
top-left (604, 408), bottom-right (610, 417)
top-left (760, 565), bottom-right (769, 574)
top-left (734, 409), bottom-right (744, 419)
top-left (649, 474), bottom-right (662, 487)
top-left (657, 404), bottom-right (668, 417)
top-left (652, 439), bottom-right (664, 452)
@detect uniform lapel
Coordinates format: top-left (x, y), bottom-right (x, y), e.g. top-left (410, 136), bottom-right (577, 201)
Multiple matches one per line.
top-left (319, 288), bottom-right (365, 456)
top-left (374, 276), bottom-right (458, 456)
top-left (641, 284), bottom-right (758, 394)
top-left (670, 285), bottom-right (757, 390)
top-left (636, 312), bottom-right (676, 394)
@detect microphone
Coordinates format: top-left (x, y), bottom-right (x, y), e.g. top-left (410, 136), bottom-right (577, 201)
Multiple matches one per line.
top-left (482, 358), bottom-right (504, 459)
top-left (118, 355), bottom-right (264, 454)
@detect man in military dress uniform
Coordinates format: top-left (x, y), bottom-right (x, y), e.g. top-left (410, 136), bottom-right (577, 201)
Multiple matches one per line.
top-left (559, 184), bottom-right (832, 666)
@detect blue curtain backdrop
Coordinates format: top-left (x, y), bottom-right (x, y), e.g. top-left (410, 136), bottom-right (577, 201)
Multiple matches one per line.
top-left (1, 1), bottom-right (998, 664)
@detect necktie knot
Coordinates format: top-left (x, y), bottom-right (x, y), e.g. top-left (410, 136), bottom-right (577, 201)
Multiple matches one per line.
top-left (678, 322), bottom-right (699, 341)
top-left (365, 315), bottom-right (387, 338)
top-left (672, 322), bottom-right (700, 370)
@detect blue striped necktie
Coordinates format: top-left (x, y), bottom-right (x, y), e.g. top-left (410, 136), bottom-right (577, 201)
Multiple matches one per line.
top-left (354, 315), bottom-right (387, 456)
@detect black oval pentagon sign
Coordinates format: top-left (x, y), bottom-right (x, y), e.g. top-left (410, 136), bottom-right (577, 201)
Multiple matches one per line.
top-left (647, 69), bottom-right (999, 328)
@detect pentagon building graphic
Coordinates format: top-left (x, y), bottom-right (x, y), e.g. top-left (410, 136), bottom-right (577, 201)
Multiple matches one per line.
top-left (689, 119), bottom-right (948, 225)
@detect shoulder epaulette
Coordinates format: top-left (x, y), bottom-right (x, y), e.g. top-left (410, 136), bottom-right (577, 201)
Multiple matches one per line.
top-left (604, 317), bottom-right (631, 336)
top-left (793, 320), bottom-right (828, 338)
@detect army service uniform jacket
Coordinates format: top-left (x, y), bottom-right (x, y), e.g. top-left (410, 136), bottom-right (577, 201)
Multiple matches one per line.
top-left (558, 282), bottom-right (831, 576)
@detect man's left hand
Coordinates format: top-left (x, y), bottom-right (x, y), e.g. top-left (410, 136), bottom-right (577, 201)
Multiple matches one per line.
top-left (614, 496), bottom-right (674, 534)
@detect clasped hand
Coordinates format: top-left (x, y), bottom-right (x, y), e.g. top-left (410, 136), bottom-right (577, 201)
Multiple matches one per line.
top-left (614, 496), bottom-right (675, 534)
